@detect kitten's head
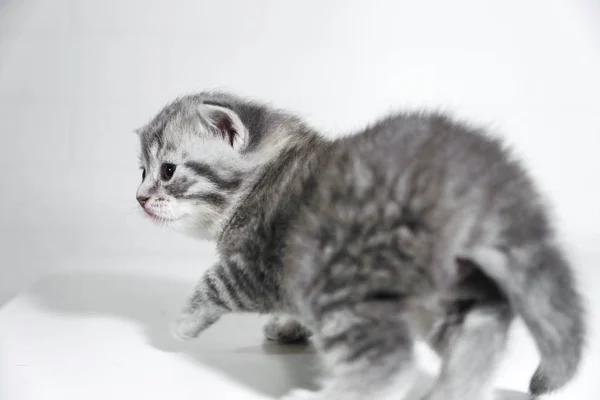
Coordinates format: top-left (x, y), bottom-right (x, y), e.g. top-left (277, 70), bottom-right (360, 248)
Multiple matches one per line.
top-left (135, 92), bottom-right (283, 238)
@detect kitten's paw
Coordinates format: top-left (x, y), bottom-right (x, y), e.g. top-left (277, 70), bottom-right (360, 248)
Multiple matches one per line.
top-left (280, 388), bottom-right (321, 400)
top-left (170, 312), bottom-right (218, 341)
top-left (170, 317), bottom-right (201, 341)
top-left (264, 315), bottom-right (312, 343)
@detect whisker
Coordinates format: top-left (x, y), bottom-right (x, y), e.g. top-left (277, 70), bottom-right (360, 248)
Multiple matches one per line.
top-left (122, 207), bottom-right (144, 220)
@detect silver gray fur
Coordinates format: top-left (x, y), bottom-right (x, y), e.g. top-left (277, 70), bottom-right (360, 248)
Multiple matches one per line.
top-left (135, 92), bottom-right (585, 400)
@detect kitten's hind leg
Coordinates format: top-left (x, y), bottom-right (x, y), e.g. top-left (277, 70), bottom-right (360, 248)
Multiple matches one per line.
top-left (282, 304), bottom-right (417, 400)
top-left (424, 303), bottom-right (513, 400)
top-left (172, 258), bottom-right (265, 340)
top-left (264, 314), bottom-right (312, 343)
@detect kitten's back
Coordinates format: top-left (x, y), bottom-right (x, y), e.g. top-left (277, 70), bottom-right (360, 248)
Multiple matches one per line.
top-left (286, 111), bottom-right (585, 396)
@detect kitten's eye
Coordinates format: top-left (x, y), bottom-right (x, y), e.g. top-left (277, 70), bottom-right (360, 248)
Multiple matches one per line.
top-left (161, 163), bottom-right (176, 181)
top-left (141, 168), bottom-right (146, 181)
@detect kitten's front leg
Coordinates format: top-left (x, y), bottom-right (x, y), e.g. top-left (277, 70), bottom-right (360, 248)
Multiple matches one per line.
top-left (172, 259), bottom-right (259, 341)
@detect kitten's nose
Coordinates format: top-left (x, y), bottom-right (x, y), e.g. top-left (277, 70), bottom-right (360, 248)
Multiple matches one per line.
top-left (137, 196), bottom-right (150, 207)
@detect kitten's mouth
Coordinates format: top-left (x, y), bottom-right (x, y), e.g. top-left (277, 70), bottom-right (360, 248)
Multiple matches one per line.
top-left (143, 208), bottom-right (181, 222)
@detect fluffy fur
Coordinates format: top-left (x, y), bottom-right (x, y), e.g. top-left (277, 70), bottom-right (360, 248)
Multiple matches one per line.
top-left (135, 91), bottom-right (585, 400)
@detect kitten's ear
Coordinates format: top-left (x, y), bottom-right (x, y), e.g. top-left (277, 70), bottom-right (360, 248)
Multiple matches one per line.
top-left (199, 103), bottom-right (249, 151)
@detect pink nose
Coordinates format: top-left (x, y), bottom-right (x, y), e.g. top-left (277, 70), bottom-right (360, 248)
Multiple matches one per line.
top-left (137, 196), bottom-right (149, 207)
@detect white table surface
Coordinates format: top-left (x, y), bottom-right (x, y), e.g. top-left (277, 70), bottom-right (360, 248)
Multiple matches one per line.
top-left (1, 262), bottom-right (597, 400)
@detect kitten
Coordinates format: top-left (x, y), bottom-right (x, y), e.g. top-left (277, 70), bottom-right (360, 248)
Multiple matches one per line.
top-left (134, 91), bottom-right (585, 400)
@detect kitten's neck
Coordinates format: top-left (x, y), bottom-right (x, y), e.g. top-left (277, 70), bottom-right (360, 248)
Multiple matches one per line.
top-left (208, 128), bottom-right (329, 240)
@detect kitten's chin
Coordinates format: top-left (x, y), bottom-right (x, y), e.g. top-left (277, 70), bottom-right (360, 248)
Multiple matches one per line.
top-left (142, 208), bottom-right (183, 224)
top-left (172, 217), bottom-right (217, 241)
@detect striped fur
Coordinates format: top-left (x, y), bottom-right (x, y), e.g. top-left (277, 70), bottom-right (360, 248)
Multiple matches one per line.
top-left (135, 92), bottom-right (585, 400)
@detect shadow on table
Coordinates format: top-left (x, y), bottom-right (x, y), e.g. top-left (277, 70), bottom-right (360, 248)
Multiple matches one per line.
top-left (30, 271), bottom-right (532, 400)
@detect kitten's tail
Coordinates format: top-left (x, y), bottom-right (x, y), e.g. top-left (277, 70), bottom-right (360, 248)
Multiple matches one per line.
top-left (470, 242), bottom-right (585, 396)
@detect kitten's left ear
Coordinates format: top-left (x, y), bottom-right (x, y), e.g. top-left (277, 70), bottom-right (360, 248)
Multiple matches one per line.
top-left (199, 103), bottom-right (249, 151)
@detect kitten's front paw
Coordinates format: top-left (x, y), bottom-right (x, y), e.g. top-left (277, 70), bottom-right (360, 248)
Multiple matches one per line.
top-left (170, 312), bottom-right (219, 341)
top-left (170, 316), bottom-right (202, 341)
top-left (264, 315), bottom-right (312, 343)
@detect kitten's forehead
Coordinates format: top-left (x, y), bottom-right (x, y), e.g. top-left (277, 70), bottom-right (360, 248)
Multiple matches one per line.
top-left (140, 92), bottom-right (239, 136)
top-left (139, 129), bottom-right (196, 165)
top-left (137, 90), bottom-right (273, 165)
top-left (139, 100), bottom-right (208, 163)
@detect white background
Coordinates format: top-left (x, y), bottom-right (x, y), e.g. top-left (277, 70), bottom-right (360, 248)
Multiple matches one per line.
top-left (0, 0), bottom-right (599, 398)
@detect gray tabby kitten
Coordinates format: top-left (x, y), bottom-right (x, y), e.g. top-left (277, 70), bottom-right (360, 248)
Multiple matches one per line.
top-left (134, 91), bottom-right (585, 400)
